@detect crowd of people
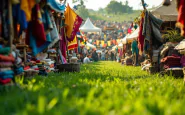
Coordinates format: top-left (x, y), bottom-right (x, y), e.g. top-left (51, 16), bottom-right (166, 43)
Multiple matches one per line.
top-left (71, 19), bottom-right (140, 65)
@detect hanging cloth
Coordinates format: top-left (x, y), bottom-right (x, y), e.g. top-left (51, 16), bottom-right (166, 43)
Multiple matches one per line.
top-left (64, 4), bottom-right (83, 42)
top-left (47, 0), bottom-right (65, 13)
top-left (26, 4), bottom-right (46, 56)
top-left (176, 0), bottom-right (185, 36)
top-left (0, 0), bottom-right (9, 40)
top-left (138, 17), bottom-right (145, 52)
top-left (12, 4), bottom-right (28, 35)
top-left (20, 0), bottom-right (36, 21)
top-left (48, 12), bottom-right (60, 48)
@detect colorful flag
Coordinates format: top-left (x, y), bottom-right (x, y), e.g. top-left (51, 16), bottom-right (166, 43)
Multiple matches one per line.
top-left (68, 36), bottom-right (78, 50)
top-left (65, 4), bottom-right (83, 42)
top-left (96, 40), bottom-right (100, 46)
top-left (107, 41), bottom-right (111, 46)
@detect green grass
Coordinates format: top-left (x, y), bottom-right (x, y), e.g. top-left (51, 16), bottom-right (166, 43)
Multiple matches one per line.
top-left (0, 61), bottom-right (185, 115)
top-left (89, 11), bottom-right (141, 22)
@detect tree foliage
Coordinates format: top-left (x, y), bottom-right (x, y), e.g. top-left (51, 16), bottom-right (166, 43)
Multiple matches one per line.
top-left (106, 0), bottom-right (133, 14)
top-left (72, 0), bottom-right (89, 19)
top-left (76, 5), bottom-right (89, 19)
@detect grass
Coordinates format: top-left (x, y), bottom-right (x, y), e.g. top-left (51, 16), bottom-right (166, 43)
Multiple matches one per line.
top-left (89, 11), bottom-right (141, 22)
top-left (0, 61), bottom-right (185, 115)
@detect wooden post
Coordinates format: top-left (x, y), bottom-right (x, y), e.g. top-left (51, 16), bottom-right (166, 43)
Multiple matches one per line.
top-left (8, 0), bottom-right (14, 52)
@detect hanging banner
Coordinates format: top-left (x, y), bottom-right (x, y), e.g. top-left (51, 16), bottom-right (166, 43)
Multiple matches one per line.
top-left (96, 40), bottom-right (100, 46)
top-left (68, 36), bottom-right (78, 50)
top-left (107, 41), bottom-right (111, 46)
top-left (101, 40), bottom-right (104, 46)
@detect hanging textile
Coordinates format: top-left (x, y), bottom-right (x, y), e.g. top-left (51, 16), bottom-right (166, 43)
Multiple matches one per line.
top-left (20, 0), bottom-right (36, 21)
top-left (68, 36), bottom-right (78, 50)
top-left (138, 17), bottom-right (145, 52)
top-left (26, 4), bottom-right (46, 56)
top-left (47, 0), bottom-right (65, 13)
top-left (0, 0), bottom-right (9, 40)
top-left (142, 11), bottom-right (163, 52)
top-left (12, 4), bottom-right (28, 36)
top-left (149, 12), bottom-right (163, 47)
top-left (64, 4), bottom-right (83, 42)
top-left (48, 12), bottom-right (60, 48)
top-left (60, 27), bottom-right (67, 59)
top-left (176, 0), bottom-right (185, 36)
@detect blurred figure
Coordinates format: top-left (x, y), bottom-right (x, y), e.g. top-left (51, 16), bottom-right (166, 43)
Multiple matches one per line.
top-left (83, 55), bottom-right (92, 64)
top-left (131, 38), bottom-right (139, 66)
top-left (111, 51), bottom-right (114, 61)
top-left (101, 51), bottom-right (105, 61)
top-left (92, 50), bottom-right (98, 62)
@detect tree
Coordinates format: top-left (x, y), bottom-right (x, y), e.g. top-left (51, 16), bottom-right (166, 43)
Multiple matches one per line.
top-left (73, 0), bottom-right (89, 19)
top-left (105, 0), bottom-right (133, 14)
top-left (76, 6), bottom-right (89, 19)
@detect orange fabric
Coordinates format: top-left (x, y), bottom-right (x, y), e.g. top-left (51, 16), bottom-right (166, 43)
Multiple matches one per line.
top-left (20, 0), bottom-right (36, 21)
top-left (176, 0), bottom-right (185, 36)
top-left (65, 5), bottom-right (82, 42)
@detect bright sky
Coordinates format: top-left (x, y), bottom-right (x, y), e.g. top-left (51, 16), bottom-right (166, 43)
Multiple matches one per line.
top-left (65, 0), bottom-right (163, 10)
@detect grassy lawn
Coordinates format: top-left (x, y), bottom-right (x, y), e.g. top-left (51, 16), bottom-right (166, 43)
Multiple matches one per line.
top-left (0, 61), bottom-right (185, 115)
top-left (90, 11), bottom-right (141, 22)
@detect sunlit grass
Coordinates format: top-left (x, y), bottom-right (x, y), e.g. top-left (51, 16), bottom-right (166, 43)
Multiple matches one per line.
top-left (0, 61), bottom-right (185, 115)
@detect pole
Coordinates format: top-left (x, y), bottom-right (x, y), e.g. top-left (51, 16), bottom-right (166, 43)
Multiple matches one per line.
top-left (8, 0), bottom-right (14, 52)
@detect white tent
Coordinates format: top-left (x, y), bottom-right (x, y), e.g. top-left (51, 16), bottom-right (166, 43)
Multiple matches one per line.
top-left (86, 42), bottom-right (96, 48)
top-left (126, 27), bottom-right (140, 43)
top-left (80, 18), bottom-right (102, 34)
top-left (121, 36), bottom-right (128, 45)
top-left (151, 0), bottom-right (178, 21)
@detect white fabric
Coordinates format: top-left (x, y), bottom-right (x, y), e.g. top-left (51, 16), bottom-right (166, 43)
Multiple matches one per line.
top-left (86, 42), bottom-right (96, 48)
top-left (126, 27), bottom-right (139, 43)
top-left (175, 40), bottom-right (185, 50)
top-left (80, 18), bottom-right (102, 34)
top-left (83, 57), bottom-right (91, 64)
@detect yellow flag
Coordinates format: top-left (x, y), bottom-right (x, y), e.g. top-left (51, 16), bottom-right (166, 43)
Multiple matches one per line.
top-left (101, 40), bottom-right (104, 46)
top-left (108, 41), bottom-right (111, 46)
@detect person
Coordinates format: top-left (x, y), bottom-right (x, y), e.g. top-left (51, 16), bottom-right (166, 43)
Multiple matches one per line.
top-left (83, 55), bottom-right (92, 64)
top-left (105, 51), bottom-right (109, 61)
top-left (111, 51), bottom-right (114, 61)
top-left (131, 38), bottom-right (139, 66)
top-left (101, 51), bottom-right (105, 61)
top-left (92, 50), bottom-right (98, 62)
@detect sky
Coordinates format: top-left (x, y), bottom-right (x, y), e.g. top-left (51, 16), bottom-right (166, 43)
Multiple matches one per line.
top-left (64, 0), bottom-right (163, 10)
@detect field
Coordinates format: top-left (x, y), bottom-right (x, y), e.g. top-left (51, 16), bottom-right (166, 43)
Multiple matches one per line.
top-left (89, 11), bottom-right (141, 22)
top-left (0, 61), bottom-right (185, 115)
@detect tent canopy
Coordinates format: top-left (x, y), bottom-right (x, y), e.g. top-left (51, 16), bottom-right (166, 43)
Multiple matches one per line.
top-left (121, 28), bottom-right (139, 44)
top-left (80, 18), bottom-right (102, 34)
top-left (151, 0), bottom-right (178, 21)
